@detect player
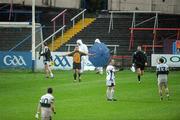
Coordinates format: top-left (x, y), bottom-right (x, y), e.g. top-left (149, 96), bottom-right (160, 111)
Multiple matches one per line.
top-left (156, 58), bottom-right (170, 101)
top-left (132, 46), bottom-right (147, 83)
top-left (106, 59), bottom-right (117, 101)
top-left (35, 87), bottom-right (56, 120)
top-left (60, 46), bottom-right (93, 82)
top-left (76, 39), bottom-right (88, 73)
top-left (39, 42), bottom-right (54, 78)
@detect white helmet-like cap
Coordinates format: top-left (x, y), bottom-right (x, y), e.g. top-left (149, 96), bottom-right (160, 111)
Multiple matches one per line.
top-left (76, 39), bottom-right (83, 45)
top-left (95, 38), bottom-right (101, 43)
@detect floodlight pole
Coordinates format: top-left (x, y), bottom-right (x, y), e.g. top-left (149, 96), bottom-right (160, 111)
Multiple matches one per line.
top-left (32, 0), bottom-right (36, 72)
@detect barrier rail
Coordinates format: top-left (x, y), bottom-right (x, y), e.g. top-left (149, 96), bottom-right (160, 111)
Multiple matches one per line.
top-left (51, 9), bottom-right (67, 33)
top-left (35, 25), bottom-right (66, 50)
top-left (71, 9), bottom-right (86, 31)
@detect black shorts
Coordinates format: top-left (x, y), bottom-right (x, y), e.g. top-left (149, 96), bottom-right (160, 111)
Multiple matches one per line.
top-left (73, 62), bottom-right (81, 69)
top-left (108, 83), bottom-right (115, 87)
top-left (135, 63), bottom-right (145, 70)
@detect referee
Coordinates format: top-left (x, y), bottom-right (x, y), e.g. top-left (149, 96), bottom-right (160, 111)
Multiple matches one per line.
top-left (60, 46), bottom-right (93, 82)
top-left (132, 46), bottom-right (147, 83)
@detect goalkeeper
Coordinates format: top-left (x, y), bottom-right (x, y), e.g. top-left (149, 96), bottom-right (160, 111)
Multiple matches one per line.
top-left (132, 46), bottom-right (147, 84)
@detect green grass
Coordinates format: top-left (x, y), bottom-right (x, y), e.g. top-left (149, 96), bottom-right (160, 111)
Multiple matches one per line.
top-left (0, 70), bottom-right (180, 120)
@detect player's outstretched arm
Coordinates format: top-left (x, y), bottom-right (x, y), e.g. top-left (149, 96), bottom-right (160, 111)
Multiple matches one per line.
top-left (79, 51), bottom-right (95, 56)
top-left (59, 51), bottom-right (74, 57)
top-left (88, 53), bottom-right (95, 56)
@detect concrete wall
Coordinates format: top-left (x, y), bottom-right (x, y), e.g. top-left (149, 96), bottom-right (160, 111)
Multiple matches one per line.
top-left (108, 0), bottom-right (180, 14)
top-left (108, 0), bottom-right (151, 11)
top-left (1, 0), bottom-right (180, 14)
top-left (152, 0), bottom-right (176, 13)
top-left (0, 0), bottom-right (81, 9)
top-left (174, 0), bottom-right (180, 14)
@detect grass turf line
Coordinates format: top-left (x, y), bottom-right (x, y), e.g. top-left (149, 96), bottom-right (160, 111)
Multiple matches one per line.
top-left (0, 70), bottom-right (180, 120)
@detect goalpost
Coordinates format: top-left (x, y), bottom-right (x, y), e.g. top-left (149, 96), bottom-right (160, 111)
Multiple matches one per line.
top-left (0, 22), bottom-right (43, 52)
top-left (0, 21), bottom-right (43, 70)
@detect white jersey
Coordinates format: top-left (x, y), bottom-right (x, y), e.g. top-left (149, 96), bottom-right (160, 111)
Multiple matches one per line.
top-left (156, 63), bottom-right (169, 84)
top-left (106, 65), bottom-right (115, 86)
top-left (79, 43), bottom-right (89, 61)
top-left (39, 93), bottom-right (54, 119)
top-left (79, 43), bottom-right (88, 72)
top-left (40, 93), bottom-right (54, 108)
top-left (79, 44), bottom-right (88, 53)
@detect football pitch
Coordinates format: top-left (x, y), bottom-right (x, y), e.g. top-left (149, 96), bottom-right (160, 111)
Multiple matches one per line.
top-left (0, 70), bottom-right (180, 120)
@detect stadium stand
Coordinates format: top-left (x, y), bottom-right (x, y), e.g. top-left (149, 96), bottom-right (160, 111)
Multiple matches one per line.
top-left (0, 4), bottom-right (82, 51)
top-left (58, 12), bottom-right (180, 56)
top-left (0, 3), bottom-right (180, 55)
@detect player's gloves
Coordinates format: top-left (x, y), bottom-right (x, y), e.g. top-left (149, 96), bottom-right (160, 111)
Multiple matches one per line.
top-left (35, 112), bottom-right (39, 119)
top-left (50, 61), bottom-right (54, 66)
top-left (130, 64), bottom-right (135, 72)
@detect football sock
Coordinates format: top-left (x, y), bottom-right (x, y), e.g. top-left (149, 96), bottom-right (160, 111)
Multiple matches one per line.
top-left (78, 73), bottom-right (81, 78)
top-left (159, 90), bottom-right (163, 100)
top-left (111, 89), bottom-right (114, 99)
top-left (165, 88), bottom-right (169, 97)
top-left (106, 89), bottom-right (111, 99)
top-left (78, 73), bottom-right (81, 82)
top-left (138, 75), bottom-right (140, 82)
top-left (50, 73), bottom-right (54, 77)
top-left (73, 73), bottom-right (77, 80)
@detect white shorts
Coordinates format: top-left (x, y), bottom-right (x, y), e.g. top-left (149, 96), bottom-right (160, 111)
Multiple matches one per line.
top-left (106, 80), bottom-right (115, 87)
top-left (41, 107), bottom-right (52, 120)
top-left (158, 75), bottom-right (168, 86)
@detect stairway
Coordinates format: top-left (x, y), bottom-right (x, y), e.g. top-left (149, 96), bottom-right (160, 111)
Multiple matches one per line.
top-left (48, 18), bottom-right (95, 51)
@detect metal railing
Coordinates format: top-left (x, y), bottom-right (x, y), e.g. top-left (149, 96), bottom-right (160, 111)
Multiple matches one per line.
top-left (35, 25), bottom-right (66, 50)
top-left (71, 9), bottom-right (86, 31)
top-left (65, 44), bottom-right (119, 55)
top-left (51, 9), bottom-right (67, 33)
top-left (108, 11), bottom-right (161, 33)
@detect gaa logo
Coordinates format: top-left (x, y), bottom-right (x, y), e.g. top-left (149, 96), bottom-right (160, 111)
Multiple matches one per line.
top-left (156, 56), bottom-right (180, 63)
top-left (3, 55), bottom-right (27, 66)
top-left (54, 55), bottom-right (71, 67)
top-left (156, 56), bottom-right (167, 63)
top-left (170, 56), bottom-right (180, 62)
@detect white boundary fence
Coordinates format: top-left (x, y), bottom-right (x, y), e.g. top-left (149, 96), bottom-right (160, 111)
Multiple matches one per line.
top-left (151, 54), bottom-right (180, 67)
top-left (36, 52), bottom-right (95, 70)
